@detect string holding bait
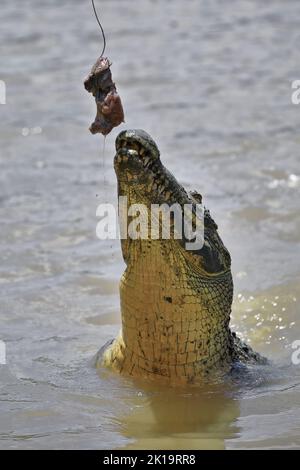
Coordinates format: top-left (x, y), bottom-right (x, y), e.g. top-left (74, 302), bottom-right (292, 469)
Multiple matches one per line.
top-left (84, 2), bottom-right (125, 137)
top-left (102, 135), bottom-right (107, 193)
top-left (91, 0), bottom-right (106, 57)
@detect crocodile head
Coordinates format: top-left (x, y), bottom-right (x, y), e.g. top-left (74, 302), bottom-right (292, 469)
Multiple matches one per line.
top-left (106, 129), bottom-right (234, 382)
top-left (114, 129), bottom-right (231, 273)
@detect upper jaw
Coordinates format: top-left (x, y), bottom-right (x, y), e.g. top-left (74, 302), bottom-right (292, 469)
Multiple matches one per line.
top-left (115, 129), bottom-right (160, 159)
top-left (115, 128), bottom-right (159, 164)
top-left (114, 129), bottom-right (161, 184)
top-left (114, 129), bottom-right (191, 206)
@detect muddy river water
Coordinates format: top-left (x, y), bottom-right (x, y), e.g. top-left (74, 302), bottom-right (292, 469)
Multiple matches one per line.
top-left (1, 0), bottom-right (300, 449)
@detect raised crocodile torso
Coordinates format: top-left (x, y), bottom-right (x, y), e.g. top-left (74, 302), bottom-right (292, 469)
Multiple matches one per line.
top-left (98, 129), bottom-right (266, 385)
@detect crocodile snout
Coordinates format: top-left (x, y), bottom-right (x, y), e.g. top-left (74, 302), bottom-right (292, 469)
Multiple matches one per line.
top-left (115, 129), bottom-right (159, 166)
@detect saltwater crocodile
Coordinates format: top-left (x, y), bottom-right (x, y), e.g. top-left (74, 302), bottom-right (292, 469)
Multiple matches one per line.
top-left (99, 129), bottom-right (266, 384)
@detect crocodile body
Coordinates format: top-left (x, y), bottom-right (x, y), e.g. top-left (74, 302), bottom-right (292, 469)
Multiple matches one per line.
top-left (99, 129), bottom-right (266, 384)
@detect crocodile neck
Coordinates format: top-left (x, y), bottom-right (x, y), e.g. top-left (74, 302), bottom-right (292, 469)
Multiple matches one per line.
top-left (103, 239), bottom-right (234, 383)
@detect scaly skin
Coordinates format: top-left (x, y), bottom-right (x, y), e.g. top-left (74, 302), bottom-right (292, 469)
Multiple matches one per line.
top-left (100, 130), bottom-right (266, 385)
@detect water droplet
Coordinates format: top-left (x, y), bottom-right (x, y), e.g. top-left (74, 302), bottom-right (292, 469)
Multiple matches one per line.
top-left (236, 271), bottom-right (247, 279)
top-left (36, 161), bottom-right (45, 169)
top-left (32, 126), bottom-right (43, 135)
top-left (288, 174), bottom-right (300, 188)
top-left (21, 127), bottom-right (30, 136)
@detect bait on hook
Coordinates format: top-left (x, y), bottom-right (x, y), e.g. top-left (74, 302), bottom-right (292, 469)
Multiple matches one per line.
top-left (84, 1), bottom-right (125, 136)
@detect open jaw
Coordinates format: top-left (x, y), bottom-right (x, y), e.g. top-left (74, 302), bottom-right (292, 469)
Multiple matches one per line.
top-left (114, 129), bottom-right (160, 173)
top-left (114, 129), bottom-right (191, 205)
